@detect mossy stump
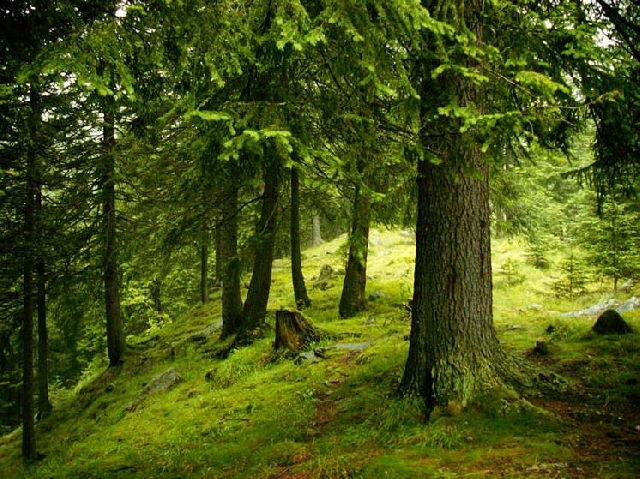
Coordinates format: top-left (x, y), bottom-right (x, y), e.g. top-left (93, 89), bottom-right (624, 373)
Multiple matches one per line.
top-left (274, 309), bottom-right (320, 353)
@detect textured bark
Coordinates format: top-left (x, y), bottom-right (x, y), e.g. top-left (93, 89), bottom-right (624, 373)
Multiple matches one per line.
top-left (101, 95), bottom-right (125, 367)
top-left (199, 242), bottom-right (208, 304)
top-left (339, 177), bottom-right (371, 318)
top-left (238, 152), bottom-right (281, 343)
top-left (22, 87), bottom-right (37, 461)
top-left (220, 186), bottom-right (243, 339)
top-left (274, 309), bottom-right (320, 352)
top-left (290, 167), bottom-right (311, 308)
top-left (36, 228), bottom-right (52, 418)
top-left (311, 212), bottom-right (322, 246)
top-left (400, 0), bottom-right (504, 413)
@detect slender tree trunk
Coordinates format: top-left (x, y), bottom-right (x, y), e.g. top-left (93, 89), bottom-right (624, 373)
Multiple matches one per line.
top-left (339, 170), bottom-right (371, 318)
top-left (238, 152), bottom-right (281, 343)
top-left (200, 242), bottom-right (208, 304)
top-left (22, 87), bottom-right (38, 462)
top-left (400, 0), bottom-right (506, 413)
top-left (215, 226), bottom-right (223, 286)
top-left (101, 94), bottom-right (124, 367)
top-left (311, 212), bottom-right (322, 246)
top-left (220, 185), bottom-right (243, 339)
top-left (290, 167), bottom-right (311, 308)
top-left (35, 189), bottom-right (52, 418)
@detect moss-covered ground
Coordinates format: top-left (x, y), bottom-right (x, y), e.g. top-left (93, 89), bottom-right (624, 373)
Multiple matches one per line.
top-left (1, 230), bottom-right (639, 478)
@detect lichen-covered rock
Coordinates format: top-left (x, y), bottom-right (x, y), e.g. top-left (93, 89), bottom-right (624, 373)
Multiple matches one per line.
top-left (126, 368), bottom-right (183, 412)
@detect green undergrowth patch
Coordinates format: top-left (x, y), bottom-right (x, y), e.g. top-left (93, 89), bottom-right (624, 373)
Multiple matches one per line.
top-left (2, 231), bottom-right (640, 478)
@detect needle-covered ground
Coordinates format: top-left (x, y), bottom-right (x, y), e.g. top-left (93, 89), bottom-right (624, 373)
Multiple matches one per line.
top-left (1, 230), bottom-right (639, 478)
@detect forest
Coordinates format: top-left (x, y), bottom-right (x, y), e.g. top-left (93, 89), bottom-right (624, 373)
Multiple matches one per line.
top-left (1, 0), bottom-right (639, 477)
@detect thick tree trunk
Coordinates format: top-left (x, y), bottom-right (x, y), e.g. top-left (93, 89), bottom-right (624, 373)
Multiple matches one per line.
top-left (22, 87), bottom-right (37, 462)
top-left (238, 152), bottom-right (281, 344)
top-left (400, 0), bottom-right (504, 413)
top-left (220, 185), bottom-right (243, 339)
top-left (102, 95), bottom-right (125, 367)
top-left (290, 167), bottom-right (311, 308)
top-left (339, 176), bottom-right (371, 318)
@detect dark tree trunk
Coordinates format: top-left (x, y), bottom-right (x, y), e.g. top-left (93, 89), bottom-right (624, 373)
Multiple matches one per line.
top-left (274, 309), bottom-right (320, 353)
top-left (238, 152), bottom-right (281, 343)
top-left (339, 175), bottom-right (371, 318)
top-left (400, 0), bottom-right (505, 412)
top-left (35, 188), bottom-right (52, 418)
top-left (101, 95), bottom-right (125, 368)
top-left (290, 167), bottom-right (311, 308)
top-left (215, 225), bottom-right (223, 286)
top-left (22, 87), bottom-right (37, 462)
top-left (200, 241), bottom-right (208, 304)
top-left (311, 212), bottom-right (322, 246)
top-left (220, 185), bottom-right (243, 339)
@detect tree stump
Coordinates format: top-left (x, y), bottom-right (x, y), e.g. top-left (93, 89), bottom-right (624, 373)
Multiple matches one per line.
top-left (274, 309), bottom-right (321, 353)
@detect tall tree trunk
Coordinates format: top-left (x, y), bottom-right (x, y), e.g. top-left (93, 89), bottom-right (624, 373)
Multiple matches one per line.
top-left (311, 212), bottom-right (322, 246)
top-left (200, 242), bottom-right (208, 304)
top-left (338, 171), bottom-right (371, 318)
top-left (290, 167), bottom-right (311, 308)
top-left (22, 86), bottom-right (38, 462)
top-left (220, 185), bottom-right (243, 339)
top-left (101, 94), bottom-right (125, 367)
top-left (400, 0), bottom-right (505, 413)
top-left (238, 152), bottom-right (280, 343)
top-left (35, 189), bottom-right (52, 418)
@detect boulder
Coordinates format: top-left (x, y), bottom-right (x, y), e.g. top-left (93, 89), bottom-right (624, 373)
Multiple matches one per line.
top-left (126, 368), bottom-right (183, 412)
top-left (592, 309), bottom-right (633, 335)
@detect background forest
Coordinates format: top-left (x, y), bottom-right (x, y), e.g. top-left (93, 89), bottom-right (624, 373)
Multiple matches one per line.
top-left (1, 0), bottom-right (639, 476)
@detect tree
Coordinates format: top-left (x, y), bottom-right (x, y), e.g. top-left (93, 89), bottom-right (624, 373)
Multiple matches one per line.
top-left (290, 165), bottom-right (311, 309)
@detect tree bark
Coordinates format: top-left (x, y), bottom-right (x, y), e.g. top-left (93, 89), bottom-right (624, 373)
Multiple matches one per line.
top-left (199, 242), bottom-right (208, 304)
top-left (339, 170), bottom-right (371, 318)
top-left (238, 151), bottom-right (281, 344)
top-left (101, 94), bottom-right (125, 367)
top-left (220, 185), bottom-right (243, 339)
top-left (311, 212), bottom-right (322, 246)
top-left (274, 309), bottom-right (320, 353)
top-left (290, 167), bottom-right (311, 308)
top-left (35, 189), bottom-right (52, 418)
top-left (400, 0), bottom-right (504, 413)
top-left (22, 86), bottom-right (38, 461)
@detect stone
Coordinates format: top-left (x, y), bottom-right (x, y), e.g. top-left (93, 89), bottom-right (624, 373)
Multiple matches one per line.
top-left (187, 321), bottom-right (222, 342)
top-left (615, 297), bottom-right (640, 314)
top-left (592, 309), bottom-right (633, 335)
top-left (126, 368), bottom-right (183, 412)
top-left (368, 291), bottom-right (386, 301)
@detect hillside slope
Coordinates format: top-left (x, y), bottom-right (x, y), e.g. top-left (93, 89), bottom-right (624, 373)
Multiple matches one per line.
top-left (1, 230), bottom-right (639, 478)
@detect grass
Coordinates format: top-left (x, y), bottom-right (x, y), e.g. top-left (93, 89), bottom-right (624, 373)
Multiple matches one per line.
top-left (1, 229), bottom-right (639, 478)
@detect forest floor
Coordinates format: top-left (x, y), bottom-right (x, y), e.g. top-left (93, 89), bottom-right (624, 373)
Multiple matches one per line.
top-left (1, 230), bottom-right (639, 478)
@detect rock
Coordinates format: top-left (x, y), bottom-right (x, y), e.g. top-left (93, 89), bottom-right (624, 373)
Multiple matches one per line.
top-left (187, 321), bottom-right (222, 342)
top-left (126, 368), bottom-right (183, 412)
top-left (592, 309), bottom-right (633, 335)
top-left (615, 297), bottom-right (640, 314)
top-left (618, 280), bottom-right (634, 293)
top-left (368, 291), bottom-right (385, 301)
top-left (562, 299), bottom-right (620, 317)
top-left (316, 264), bottom-right (334, 282)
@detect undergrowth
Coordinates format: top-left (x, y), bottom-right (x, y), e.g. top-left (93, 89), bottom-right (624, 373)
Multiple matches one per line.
top-left (1, 231), bottom-right (639, 478)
